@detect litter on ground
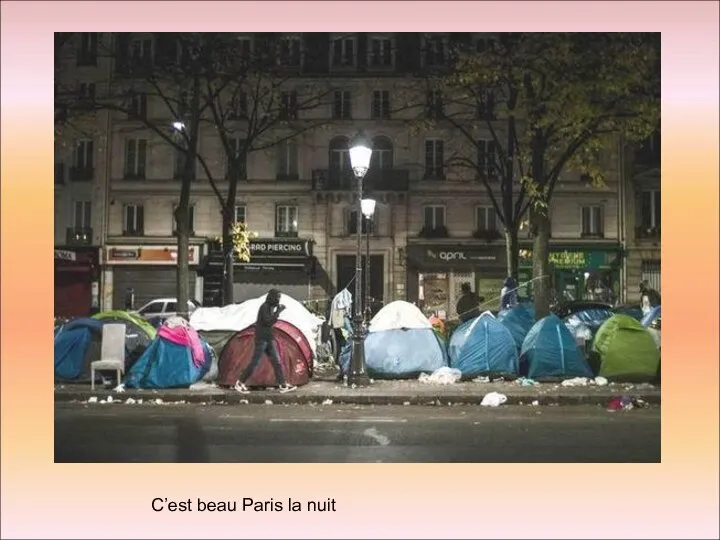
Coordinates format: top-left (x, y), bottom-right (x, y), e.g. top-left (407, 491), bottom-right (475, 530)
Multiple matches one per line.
top-left (480, 392), bottom-right (508, 407)
top-left (561, 377), bottom-right (590, 387)
top-left (418, 367), bottom-right (462, 385)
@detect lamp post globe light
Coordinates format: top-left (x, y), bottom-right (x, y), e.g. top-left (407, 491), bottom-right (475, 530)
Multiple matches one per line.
top-left (361, 198), bottom-right (377, 325)
top-left (347, 132), bottom-right (373, 387)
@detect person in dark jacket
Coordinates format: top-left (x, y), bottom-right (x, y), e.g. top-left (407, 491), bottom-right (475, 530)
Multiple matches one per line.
top-left (234, 289), bottom-right (296, 394)
top-left (500, 276), bottom-right (519, 310)
top-left (639, 281), bottom-right (661, 315)
top-left (456, 283), bottom-right (482, 323)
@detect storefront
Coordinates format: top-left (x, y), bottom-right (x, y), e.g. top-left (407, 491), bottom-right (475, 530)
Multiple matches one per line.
top-left (405, 244), bottom-right (507, 318)
top-left (518, 244), bottom-right (623, 304)
top-left (200, 238), bottom-right (316, 305)
top-left (54, 247), bottom-right (101, 318)
top-left (104, 244), bottom-right (202, 310)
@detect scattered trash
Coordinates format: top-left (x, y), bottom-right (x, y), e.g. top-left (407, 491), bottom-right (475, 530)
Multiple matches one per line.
top-left (561, 377), bottom-right (590, 387)
top-left (87, 396), bottom-right (98, 404)
top-left (607, 395), bottom-right (634, 411)
top-left (137, 398), bottom-right (143, 404)
top-left (491, 377), bottom-right (506, 383)
top-left (125, 398), bottom-right (136, 405)
top-left (594, 376), bottom-right (609, 386)
top-left (189, 381), bottom-right (217, 390)
top-left (106, 395), bottom-right (114, 403)
top-left (403, 401), bottom-right (410, 406)
top-left (531, 400), bottom-right (540, 406)
top-left (99, 399), bottom-right (107, 404)
top-left (480, 392), bottom-right (508, 407)
top-left (474, 376), bottom-right (491, 383)
top-left (239, 399), bottom-right (249, 405)
top-left (418, 367), bottom-right (462, 385)
top-left (322, 399), bottom-right (333, 405)
top-left (114, 383), bottom-right (125, 393)
top-left (515, 377), bottom-right (539, 386)
top-left (264, 399), bottom-right (273, 405)
top-left (154, 398), bottom-right (163, 405)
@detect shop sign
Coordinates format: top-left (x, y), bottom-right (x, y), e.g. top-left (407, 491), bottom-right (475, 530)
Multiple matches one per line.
top-left (54, 249), bottom-right (77, 261)
top-left (249, 239), bottom-right (312, 258)
top-left (106, 245), bottom-right (200, 265)
top-left (408, 245), bottom-right (505, 268)
top-left (519, 249), bottom-right (612, 269)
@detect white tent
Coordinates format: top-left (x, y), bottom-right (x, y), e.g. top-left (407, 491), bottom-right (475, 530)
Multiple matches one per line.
top-left (368, 301), bottom-right (433, 333)
top-left (189, 293), bottom-right (323, 353)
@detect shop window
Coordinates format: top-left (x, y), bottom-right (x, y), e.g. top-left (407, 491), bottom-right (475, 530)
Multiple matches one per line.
top-left (581, 205), bottom-right (604, 238)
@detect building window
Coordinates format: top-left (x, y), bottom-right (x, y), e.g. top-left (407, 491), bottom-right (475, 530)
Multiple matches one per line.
top-left (278, 36), bottom-right (301, 66)
top-left (230, 90), bottom-right (248, 119)
top-left (332, 90), bottom-right (352, 119)
top-left (172, 205), bottom-right (195, 235)
top-left (426, 90), bottom-right (444, 118)
top-left (331, 35), bottom-right (356, 67)
top-left (329, 136), bottom-right (352, 186)
top-left (370, 136), bottom-right (394, 171)
top-left (276, 205), bottom-right (299, 237)
top-left (78, 82), bottom-right (96, 101)
top-left (279, 91), bottom-right (298, 120)
top-left (235, 205), bottom-right (246, 224)
top-left (123, 204), bottom-right (144, 235)
top-left (424, 35), bottom-right (446, 66)
top-left (476, 206), bottom-right (497, 232)
top-left (371, 90), bottom-right (391, 119)
top-left (74, 139), bottom-right (94, 169)
top-left (173, 147), bottom-right (187, 180)
top-left (425, 139), bottom-right (444, 179)
top-left (477, 139), bottom-right (497, 181)
top-left (227, 138), bottom-right (247, 180)
top-left (130, 38), bottom-right (153, 64)
top-left (423, 205), bottom-right (446, 229)
top-left (237, 37), bottom-right (252, 59)
top-left (77, 33), bottom-right (98, 65)
top-left (124, 138), bottom-right (147, 179)
top-left (641, 189), bottom-right (661, 229)
top-left (581, 205), bottom-right (604, 237)
top-left (641, 260), bottom-right (661, 293)
top-left (477, 87), bottom-right (495, 120)
top-left (277, 139), bottom-right (298, 179)
top-left (55, 163), bottom-right (65, 185)
top-left (73, 200), bottom-right (92, 230)
top-left (128, 93), bottom-right (148, 119)
top-left (369, 37), bottom-right (392, 67)
top-left (348, 209), bottom-right (374, 235)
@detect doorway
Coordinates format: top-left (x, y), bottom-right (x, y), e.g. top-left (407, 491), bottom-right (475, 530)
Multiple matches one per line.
top-left (336, 254), bottom-right (384, 315)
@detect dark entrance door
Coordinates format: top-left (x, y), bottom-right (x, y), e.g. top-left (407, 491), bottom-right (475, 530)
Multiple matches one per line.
top-left (336, 255), bottom-right (384, 315)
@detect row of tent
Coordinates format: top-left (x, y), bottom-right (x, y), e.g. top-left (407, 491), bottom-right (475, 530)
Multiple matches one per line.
top-left (54, 295), bottom-right (323, 389)
top-left (54, 296), bottom-right (661, 390)
top-left (339, 301), bottom-right (661, 383)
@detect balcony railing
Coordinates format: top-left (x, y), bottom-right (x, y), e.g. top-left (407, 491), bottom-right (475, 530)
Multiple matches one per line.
top-left (65, 227), bottom-right (93, 245)
top-left (636, 226), bottom-right (661, 240)
top-left (69, 166), bottom-right (94, 182)
top-left (275, 230), bottom-right (299, 238)
top-left (312, 168), bottom-right (410, 191)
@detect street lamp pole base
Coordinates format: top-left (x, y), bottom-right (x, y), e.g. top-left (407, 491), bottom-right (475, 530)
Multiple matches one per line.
top-left (347, 316), bottom-right (371, 387)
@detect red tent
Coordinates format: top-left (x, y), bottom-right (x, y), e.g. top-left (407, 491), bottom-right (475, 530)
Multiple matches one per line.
top-left (218, 320), bottom-right (313, 387)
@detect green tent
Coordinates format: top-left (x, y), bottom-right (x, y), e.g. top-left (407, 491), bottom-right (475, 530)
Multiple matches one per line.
top-left (591, 314), bottom-right (659, 381)
top-left (92, 310), bottom-right (156, 339)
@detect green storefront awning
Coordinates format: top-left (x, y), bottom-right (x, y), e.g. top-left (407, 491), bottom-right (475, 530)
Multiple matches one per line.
top-left (519, 246), bottom-right (621, 270)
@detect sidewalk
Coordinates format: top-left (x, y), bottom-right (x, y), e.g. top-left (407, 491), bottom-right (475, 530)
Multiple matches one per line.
top-left (54, 375), bottom-right (661, 407)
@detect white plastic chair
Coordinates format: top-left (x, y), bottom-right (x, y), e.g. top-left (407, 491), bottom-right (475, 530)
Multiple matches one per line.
top-left (91, 324), bottom-right (126, 390)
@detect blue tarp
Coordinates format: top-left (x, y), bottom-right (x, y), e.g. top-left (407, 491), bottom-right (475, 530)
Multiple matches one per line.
top-left (448, 314), bottom-right (519, 378)
top-left (614, 306), bottom-right (644, 321)
top-left (497, 305), bottom-right (535, 349)
top-left (54, 318), bottom-right (105, 380)
top-left (520, 314), bottom-right (593, 380)
top-left (124, 337), bottom-right (213, 389)
top-left (339, 328), bottom-right (448, 379)
top-left (641, 306), bottom-right (661, 327)
top-left (564, 308), bottom-right (614, 331)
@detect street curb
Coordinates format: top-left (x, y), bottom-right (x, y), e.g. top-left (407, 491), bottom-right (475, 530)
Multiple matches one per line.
top-left (54, 391), bottom-right (661, 407)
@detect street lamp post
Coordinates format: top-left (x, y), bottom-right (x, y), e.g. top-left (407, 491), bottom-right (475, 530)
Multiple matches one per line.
top-left (347, 132), bottom-right (372, 387)
top-left (361, 198), bottom-right (376, 325)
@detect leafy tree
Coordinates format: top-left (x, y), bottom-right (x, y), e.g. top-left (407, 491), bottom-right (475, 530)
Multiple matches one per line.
top-left (437, 33), bottom-right (659, 318)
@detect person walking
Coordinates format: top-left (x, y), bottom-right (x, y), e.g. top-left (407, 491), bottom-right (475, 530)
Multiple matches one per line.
top-left (500, 276), bottom-right (519, 310)
top-left (456, 282), bottom-right (482, 323)
top-left (639, 281), bottom-right (661, 315)
top-left (234, 289), bottom-right (297, 394)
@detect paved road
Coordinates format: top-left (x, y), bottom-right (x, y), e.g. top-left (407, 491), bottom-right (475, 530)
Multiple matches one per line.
top-left (55, 403), bottom-right (660, 463)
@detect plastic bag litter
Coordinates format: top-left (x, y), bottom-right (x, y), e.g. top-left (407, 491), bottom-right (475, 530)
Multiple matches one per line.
top-left (561, 377), bottom-right (590, 387)
top-left (474, 376), bottom-right (491, 383)
top-left (594, 376), bottom-right (609, 386)
top-left (418, 367), bottom-right (462, 385)
top-left (515, 377), bottom-right (539, 386)
top-left (189, 381), bottom-right (217, 391)
top-left (480, 392), bottom-right (508, 407)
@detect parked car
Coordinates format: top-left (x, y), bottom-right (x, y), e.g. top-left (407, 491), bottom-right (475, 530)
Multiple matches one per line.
top-left (133, 298), bottom-right (201, 326)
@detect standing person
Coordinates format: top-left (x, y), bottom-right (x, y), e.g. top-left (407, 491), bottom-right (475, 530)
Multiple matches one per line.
top-left (234, 289), bottom-right (296, 394)
top-left (456, 282), bottom-right (482, 323)
top-left (639, 281), bottom-right (661, 315)
top-left (500, 277), bottom-right (519, 310)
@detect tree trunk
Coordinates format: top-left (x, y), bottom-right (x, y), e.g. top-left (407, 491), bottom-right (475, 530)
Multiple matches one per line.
top-left (505, 228), bottom-right (520, 281)
top-left (222, 208), bottom-right (234, 305)
top-left (530, 205), bottom-right (551, 320)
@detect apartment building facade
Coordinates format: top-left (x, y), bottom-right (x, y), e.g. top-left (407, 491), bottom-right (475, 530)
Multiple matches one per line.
top-left (55, 32), bottom-right (626, 319)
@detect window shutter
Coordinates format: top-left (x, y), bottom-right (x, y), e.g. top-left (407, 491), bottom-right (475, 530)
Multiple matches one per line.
top-left (137, 205), bottom-right (145, 233)
top-left (436, 141), bottom-right (444, 174)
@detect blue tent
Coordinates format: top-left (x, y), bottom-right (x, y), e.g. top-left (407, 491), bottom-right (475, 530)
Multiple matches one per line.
top-left (124, 336), bottom-right (213, 389)
top-left (449, 313), bottom-right (519, 378)
top-left (641, 306), bottom-right (661, 327)
top-left (520, 314), bottom-right (593, 380)
top-left (339, 328), bottom-right (447, 379)
top-left (54, 318), bottom-right (105, 381)
top-left (497, 305), bottom-right (535, 349)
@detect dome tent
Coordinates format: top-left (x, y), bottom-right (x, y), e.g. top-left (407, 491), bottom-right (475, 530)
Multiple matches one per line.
top-left (340, 301), bottom-right (448, 379)
top-left (591, 314), bottom-right (660, 381)
top-left (520, 314), bottom-right (593, 380)
top-left (497, 304), bottom-right (535, 350)
top-left (448, 312), bottom-right (519, 379)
